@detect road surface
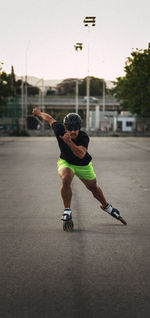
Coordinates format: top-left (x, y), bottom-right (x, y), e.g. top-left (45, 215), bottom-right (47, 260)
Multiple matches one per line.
top-left (0, 137), bottom-right (150, 318)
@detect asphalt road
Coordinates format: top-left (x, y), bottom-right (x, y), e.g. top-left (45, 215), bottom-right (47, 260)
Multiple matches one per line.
top-left (0, 136), bottom-right (150, 318)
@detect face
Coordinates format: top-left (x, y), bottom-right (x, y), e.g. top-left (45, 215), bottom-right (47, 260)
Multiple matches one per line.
top-left (65, 127), bottom-right (79, 139)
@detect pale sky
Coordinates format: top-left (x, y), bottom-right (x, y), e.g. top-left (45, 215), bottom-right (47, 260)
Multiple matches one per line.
top-left (1, 0), bottom-right (150, 81)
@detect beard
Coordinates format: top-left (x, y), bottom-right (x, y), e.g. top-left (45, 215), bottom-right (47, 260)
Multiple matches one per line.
top-left (70, 134), bottom-right (77, 139)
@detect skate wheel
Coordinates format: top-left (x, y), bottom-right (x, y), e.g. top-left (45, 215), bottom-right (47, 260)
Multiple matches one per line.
top-left (119, 216), bottom-right (127, 225)
top-left (63, 220), bottom-right (74, 231)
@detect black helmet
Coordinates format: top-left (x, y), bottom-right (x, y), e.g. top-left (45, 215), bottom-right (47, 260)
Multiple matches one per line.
top-left (63, 113), bottom-right (81, 130)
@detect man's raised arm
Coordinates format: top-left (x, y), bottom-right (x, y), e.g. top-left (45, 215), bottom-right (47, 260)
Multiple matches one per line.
top-left (32, 108), bottom-right (56, 126)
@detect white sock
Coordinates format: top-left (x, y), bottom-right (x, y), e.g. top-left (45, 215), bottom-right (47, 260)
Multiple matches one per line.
top-left (105, 204), bottom-right (113, 214)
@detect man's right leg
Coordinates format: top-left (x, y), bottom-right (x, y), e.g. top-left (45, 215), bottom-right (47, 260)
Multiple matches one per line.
top-left (58, 167), bottom-right (74, 209)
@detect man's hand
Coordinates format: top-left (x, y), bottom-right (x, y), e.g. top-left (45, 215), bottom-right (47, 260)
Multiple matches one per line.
top-left (32, 108), bottom-right (56, 126)
top-left (32, 108), bottom-right (41, 117)
top-left (60, 133), bottom-right (72, 145)
top-left (60, 133), bottom-right (87, 159)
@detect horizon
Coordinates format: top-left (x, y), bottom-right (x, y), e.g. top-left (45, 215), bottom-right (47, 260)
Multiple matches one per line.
top-left (15, 74), bottom-right (115, 89)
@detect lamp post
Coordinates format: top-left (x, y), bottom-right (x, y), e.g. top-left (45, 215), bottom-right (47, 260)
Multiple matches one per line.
top-left (74, 42), bottom-right (83, 114)
top-left (36, 78), bottom-right (45, 133)
top-left (24, 76), bottom-right (28, 130)
top-left (24, 43), bottom-right (30, 130)
top-left (21, 77), bottom-right (24, 129)
top-left (83, 16), bottom-right (96, 131)
top-left (102, 79), bottom-right (106, 112)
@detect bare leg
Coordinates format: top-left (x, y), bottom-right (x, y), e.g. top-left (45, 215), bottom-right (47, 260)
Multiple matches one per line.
top-left (80, 178), bottom-right (107, 207)
top-left (58, 168), bottom-right (74, 209)
top-left (80, 178), bottom-right (127, 225)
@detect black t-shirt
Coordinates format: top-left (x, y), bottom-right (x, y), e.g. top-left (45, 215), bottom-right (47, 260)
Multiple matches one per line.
top-left (52, 122), bottom-right (92, 166)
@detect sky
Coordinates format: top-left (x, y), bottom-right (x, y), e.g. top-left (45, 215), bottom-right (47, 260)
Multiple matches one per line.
top-left (1, 0), bottom-right (150, 81)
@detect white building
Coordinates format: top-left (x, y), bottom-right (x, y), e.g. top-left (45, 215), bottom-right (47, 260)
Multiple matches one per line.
top-left (90, 109), bottom-right (136, 132)
top-left (114, 112), bottom-right (136, 132)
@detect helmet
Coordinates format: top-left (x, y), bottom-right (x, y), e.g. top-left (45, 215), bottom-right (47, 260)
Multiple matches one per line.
top-left (63, 113), bottom-right (81, 130)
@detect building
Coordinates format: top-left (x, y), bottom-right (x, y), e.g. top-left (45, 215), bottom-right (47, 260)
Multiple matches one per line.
top-left (114, 112), bottom-right (136, 132)
top-left (90, 110), bottom-right (136, 132)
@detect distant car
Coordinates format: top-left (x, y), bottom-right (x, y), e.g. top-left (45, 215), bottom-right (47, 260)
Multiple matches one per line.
top-left (83, 96), bottom-right (99, 102)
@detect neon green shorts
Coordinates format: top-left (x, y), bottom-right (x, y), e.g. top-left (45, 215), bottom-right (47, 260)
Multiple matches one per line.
top-left (57, 158), bottom-right (96, 180)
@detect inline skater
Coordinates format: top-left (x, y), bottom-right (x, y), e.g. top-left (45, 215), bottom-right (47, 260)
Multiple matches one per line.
top-left (32, 108), bottom-right (127, 229)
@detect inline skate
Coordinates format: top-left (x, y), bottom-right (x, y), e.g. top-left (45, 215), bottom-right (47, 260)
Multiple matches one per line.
top-left (101, 204), bottom-right (127, 225)
top-left (61, 208), bottom-right (74, 231)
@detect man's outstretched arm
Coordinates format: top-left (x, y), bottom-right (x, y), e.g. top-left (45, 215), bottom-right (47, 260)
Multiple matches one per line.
top-left (32, 108), bottom-right (56, 126)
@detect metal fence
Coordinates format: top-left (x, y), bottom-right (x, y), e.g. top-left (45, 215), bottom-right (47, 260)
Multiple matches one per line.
top-left (0, 97), bottom-right (150, 135)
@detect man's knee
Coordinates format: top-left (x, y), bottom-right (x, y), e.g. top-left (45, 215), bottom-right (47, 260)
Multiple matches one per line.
top-left (59, 168), bottom-right (74, 187)
top-left (61, 174), bottom-right (72, 187)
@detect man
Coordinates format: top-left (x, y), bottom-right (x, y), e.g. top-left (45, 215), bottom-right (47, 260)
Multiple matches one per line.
top-left (32, 108), bottom-right (127, 226)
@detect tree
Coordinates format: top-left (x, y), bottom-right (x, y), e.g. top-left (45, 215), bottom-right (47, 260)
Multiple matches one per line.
top-left (57, 77), bottom-right (108, 96)
top-left (0, 64), bottom-right (18, 99)
top-left (79, 77), bottom-right (107, 96)
top-left (57, 78), bottom-right (77, 95)
top-left (27, 83), bottom-right (39, 95)
top-left (0, 63), bottom-right (7, 115)
top-left (111, 43), bottom-right (150, 117)
top-left (0, 71), bottom-right (12, 105)
top-left (10, 65), bottom-right (16, 95)
top-left (0, 64), bottom-right (15, 118)
top-left (15, 79), bottom-right (39, 96)
top-left (46, 87), bottom-right (56, 96)
top-left (0, 64), bottom-right (39, 97)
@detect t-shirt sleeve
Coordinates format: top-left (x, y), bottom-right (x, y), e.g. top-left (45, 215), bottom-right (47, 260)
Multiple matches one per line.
top-left (78, 134), bottom-right (89, 148)
top-left (52, 122), bottom-right (65, 137)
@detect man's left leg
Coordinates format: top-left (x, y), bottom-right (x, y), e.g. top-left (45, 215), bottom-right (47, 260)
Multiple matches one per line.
top-left (80, 178), bottom-right (107, 207)
top-left (80, 178), bottom-right (127, 225)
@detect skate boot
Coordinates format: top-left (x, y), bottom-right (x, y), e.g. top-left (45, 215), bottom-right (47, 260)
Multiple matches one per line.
top-left (61, 208), bottom-right (74, 231)
top-left (101, 204), bottom-right (127, 225)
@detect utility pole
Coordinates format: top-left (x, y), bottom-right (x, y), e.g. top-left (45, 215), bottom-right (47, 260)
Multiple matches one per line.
top-left (21, 77), bottom-right (24, 129)
top-left (36, 78), bottom-right (45, 133)
top-left (24, 76), bottom-right (28, 130)
top-left (24, 43), bottom-right (30, 130)
top-left (83, 16), bottom-right (96, 131)
top-left (102, 79), bottom-right (106, 112)
top-left (74, 43), bottom-right (83, 114)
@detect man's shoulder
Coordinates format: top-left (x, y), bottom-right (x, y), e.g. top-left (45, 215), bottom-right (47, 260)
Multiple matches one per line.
top-left (52, 121), bottom-right (65, 136)
top-left (79, 130), bottom-right (89, 139)
top-left (76, 130), bottom-right (89, 148)
top-left (52, 121), bottom-right (63, 128)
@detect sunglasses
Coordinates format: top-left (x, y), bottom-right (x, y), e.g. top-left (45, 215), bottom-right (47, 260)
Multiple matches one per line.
top-left (66, 126), bottom-right (79, 131)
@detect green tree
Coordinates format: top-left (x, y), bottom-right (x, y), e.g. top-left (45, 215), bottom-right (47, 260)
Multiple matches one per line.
top-left (112, 43), bottom-right (150, 117)
top-left (0, 64), bottom-right (15, 118)
top-left (13, 79), bottom-right (39, 96)
top-left (0, 71), bottom-right (12, 97)
top-left (79, 77), bottom-right (100, 96)
top-left (0, 69), bottom-right (12, 117)
top-left (27, 83), bottom-right (39, 95)
top-left (79, 77), bottom-right (107, 96)
top-left (10, 65), bottom-right (16, 95)
top-left (0, 65), bottom-right (17, 99)
top-left (57, 77), bottom-right (108, 96)
top-left (57, 78), bottom-right (76, 95)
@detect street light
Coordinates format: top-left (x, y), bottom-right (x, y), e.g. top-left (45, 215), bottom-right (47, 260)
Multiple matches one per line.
top-left (83, 16), bottom-right (96, 131)
top-left (24, 42), bottom-right (30, 130)
top-left (35, 78), bottom-right (45, 134)
top-left (74, 42), bottom-right (83, 114)
top-left (83, 16), bottom-right (96, 27)
top-left (36, 78), bottom-right (45, 113)
top-left (74, 43), bottom-right (83, 51)
top-left (21, 77), bottom-right (24, 129)
top-left (102, 79), bottom-right (106, 112)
